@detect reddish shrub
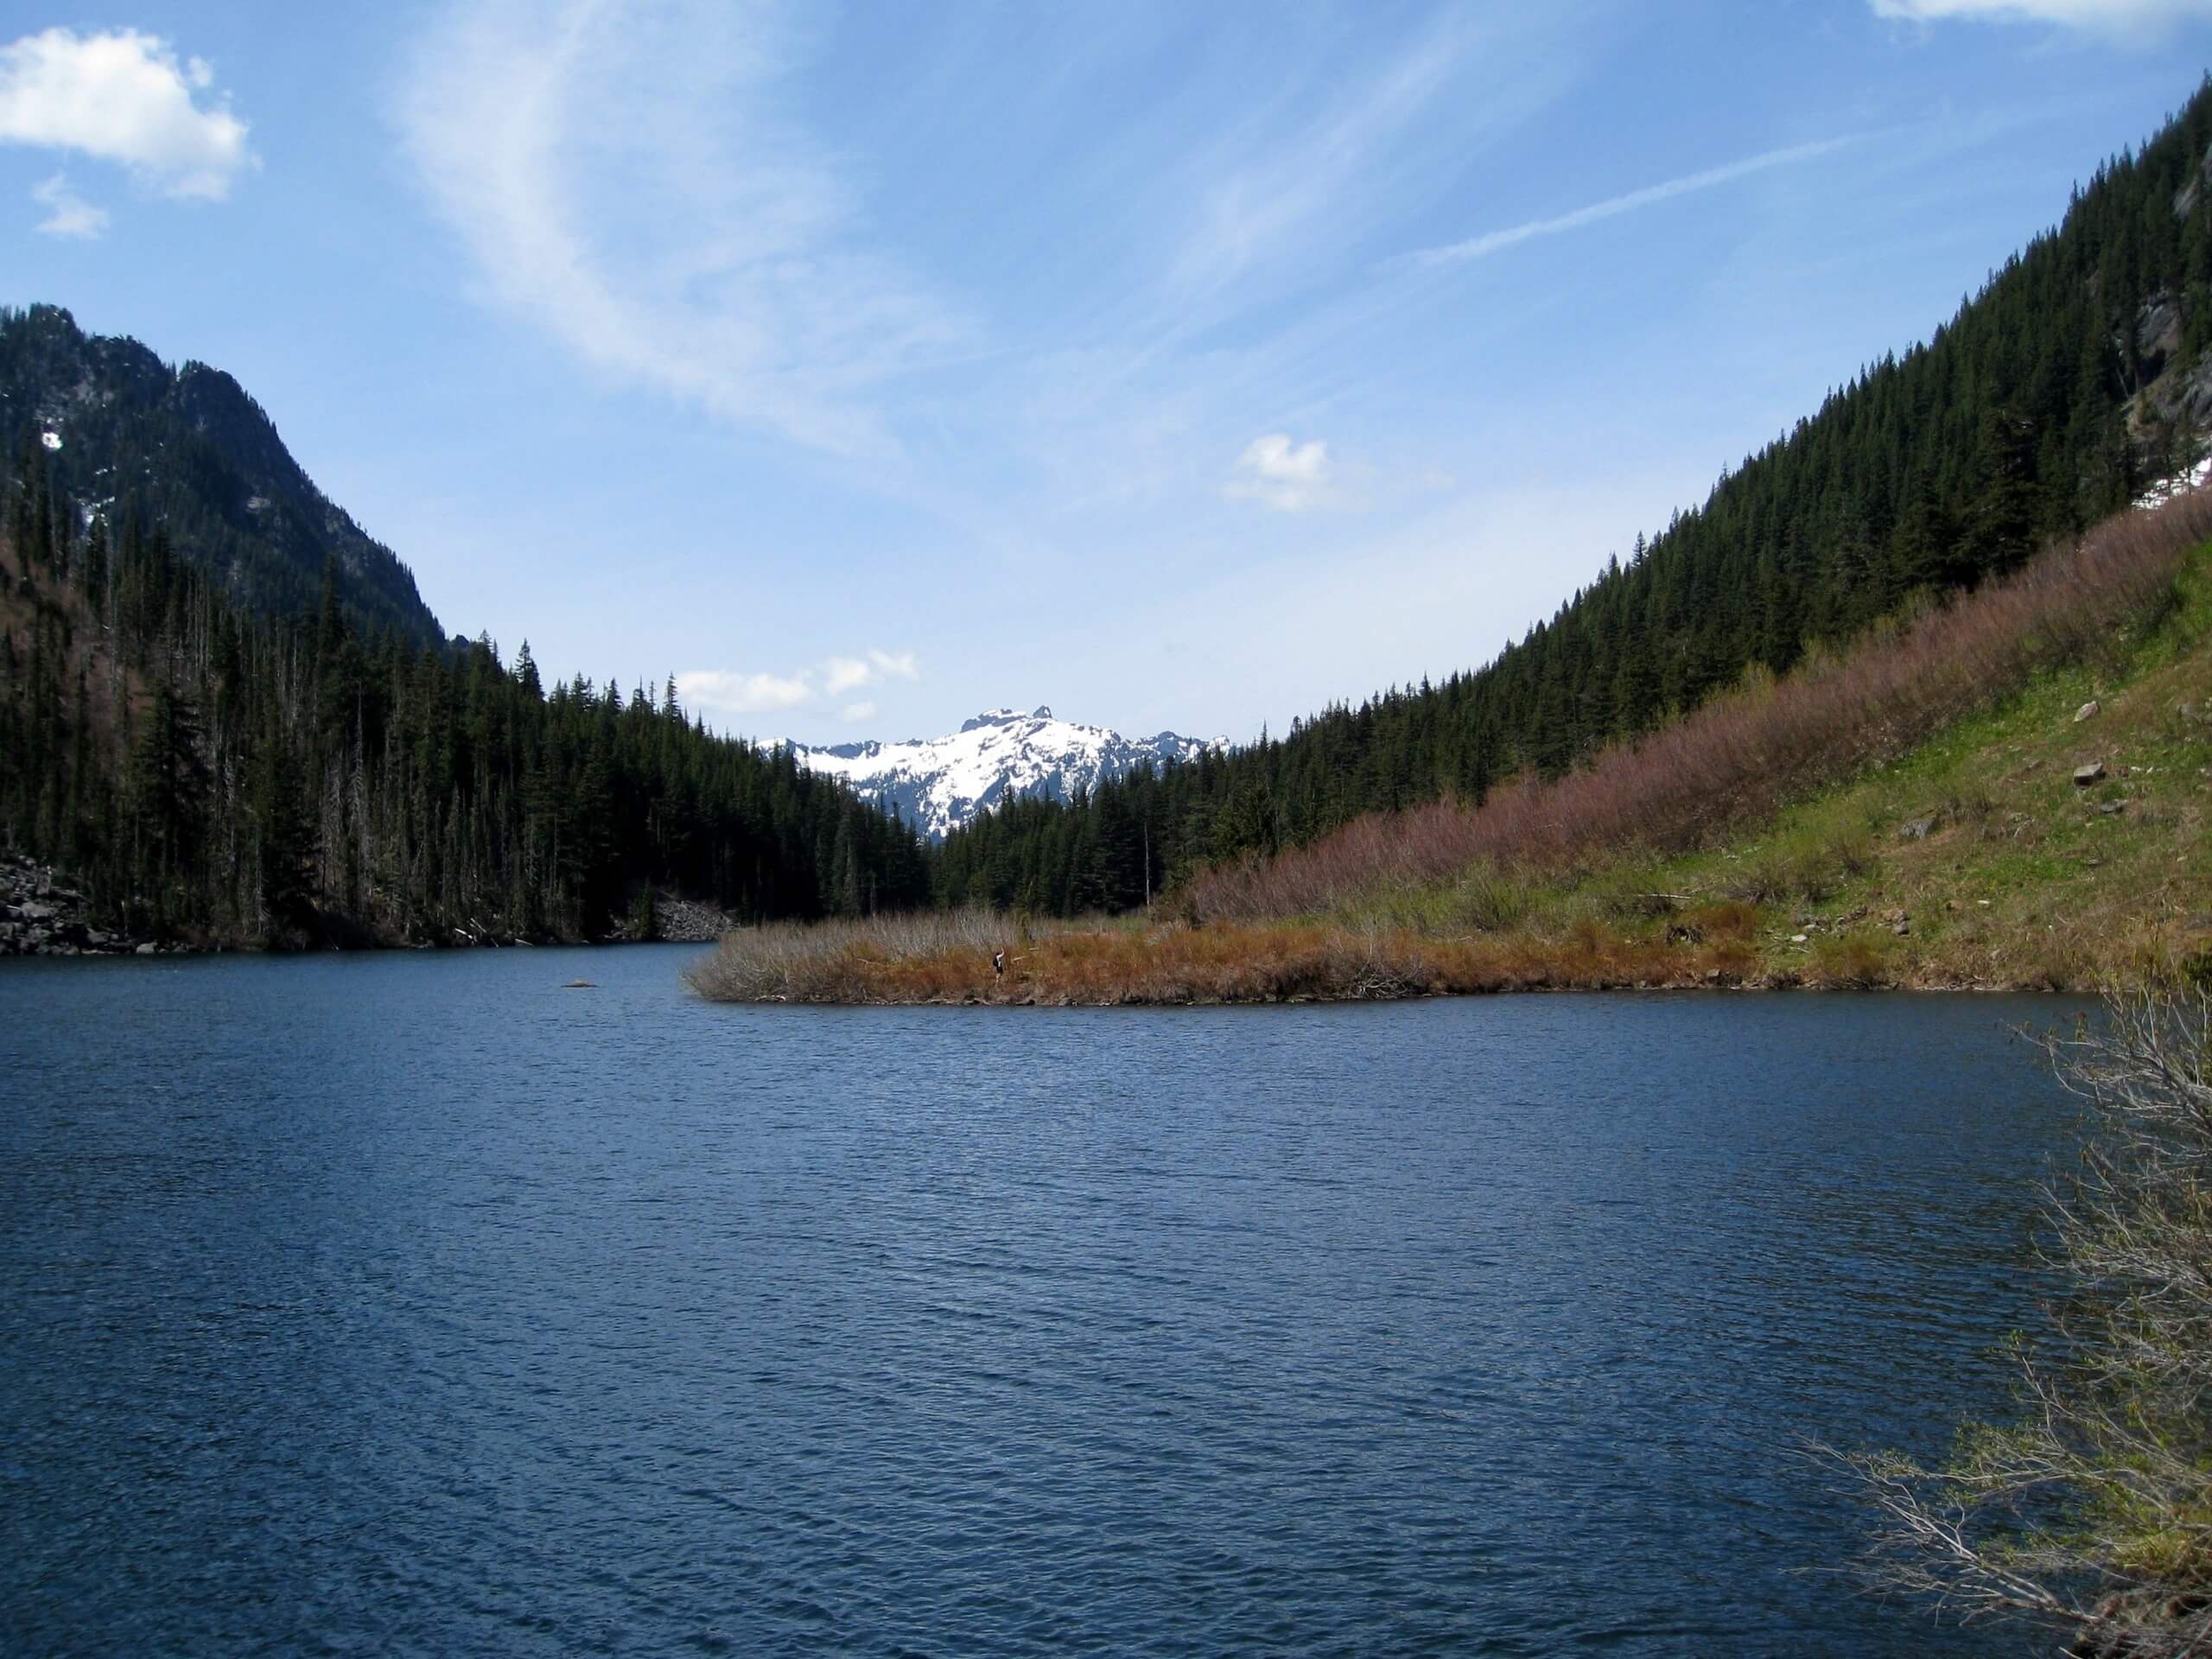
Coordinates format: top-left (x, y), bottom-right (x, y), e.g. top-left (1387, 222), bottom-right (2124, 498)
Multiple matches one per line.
top-left (1192, 493), bottom-right (2212, 922)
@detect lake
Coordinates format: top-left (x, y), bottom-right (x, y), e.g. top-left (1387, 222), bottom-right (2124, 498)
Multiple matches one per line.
top-left (1, 947), bottom-right (2082, 1656)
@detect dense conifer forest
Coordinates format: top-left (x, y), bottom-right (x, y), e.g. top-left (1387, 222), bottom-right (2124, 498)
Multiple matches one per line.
top-left (934, 79), bottom-right (2212, 916)
top-left (0, 443), bottom-right (930, 944)
top-left (7, 84), bottom-right (2212, 945)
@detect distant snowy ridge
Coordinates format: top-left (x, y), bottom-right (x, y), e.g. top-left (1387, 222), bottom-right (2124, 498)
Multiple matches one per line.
top-left (782, 705), bottom-right (1223, 840)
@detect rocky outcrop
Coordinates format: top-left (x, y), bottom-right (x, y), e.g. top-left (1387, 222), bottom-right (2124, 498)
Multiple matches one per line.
top-left (0, 854), bottom-right (156, 957)
top-left (651, 895), bottom-right (732, 944)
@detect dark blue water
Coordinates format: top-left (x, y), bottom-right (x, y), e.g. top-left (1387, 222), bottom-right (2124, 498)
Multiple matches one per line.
top-left (1, 949), bottom-right (2079, 1656)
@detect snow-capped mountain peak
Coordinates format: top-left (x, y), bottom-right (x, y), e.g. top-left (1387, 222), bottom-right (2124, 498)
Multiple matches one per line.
top-left (960, 704), bottom-right (1051, 732)
top-left (783, 707), bottom-right (1221, 840)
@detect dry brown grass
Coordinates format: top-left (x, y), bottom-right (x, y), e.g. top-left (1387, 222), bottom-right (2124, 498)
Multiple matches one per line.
top-left (686, 911), bottom-right (1805, 1004)
top-left (1189, 492), bottom-right (2212, 924)
top-left (683, 909), bottom-right (1045, 1001)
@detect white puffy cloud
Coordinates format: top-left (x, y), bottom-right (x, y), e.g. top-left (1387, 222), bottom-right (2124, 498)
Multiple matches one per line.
top-left (839, 701), bottom-right (878, 724)
top-left (1227, 432), bottom-right (1336, 512)
top-left (1870, 0), bottom-right (2212, 36)
top-left (677, 649), bottom-right (920, 720)
top-left (673, 669), bottom-right (813, 716)
top-left (823, 658), bottom-right (873, 697)
top-left (30, 173), bottom-right (107, 238)
top-left (0, 29), bottom-right (251, 199)
top-left (823, 650), bottom-right (919, 696)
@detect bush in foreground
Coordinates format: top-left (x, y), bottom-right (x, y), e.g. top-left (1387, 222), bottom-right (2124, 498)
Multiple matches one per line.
top-left (1838, 978), bottom-right (2212, 1657)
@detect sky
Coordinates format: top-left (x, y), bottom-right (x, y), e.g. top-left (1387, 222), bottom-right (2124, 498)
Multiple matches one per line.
top-left (3, 2), bottom-right (2211, 746)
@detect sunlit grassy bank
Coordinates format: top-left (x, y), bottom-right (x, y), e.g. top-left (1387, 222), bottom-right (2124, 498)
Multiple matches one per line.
top-left (689, 496), bottom-right (2212, 1005)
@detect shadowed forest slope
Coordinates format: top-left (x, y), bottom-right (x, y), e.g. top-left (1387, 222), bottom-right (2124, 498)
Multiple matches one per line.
top-left (0, 475), bottom-right (930, 947)
top-left (2, 304), bottom-right (446, 647)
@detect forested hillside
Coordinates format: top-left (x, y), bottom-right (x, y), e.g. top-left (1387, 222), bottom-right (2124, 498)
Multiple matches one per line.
top-left (937, 79), bottom-right (2212, 916)
top-left (0, 304), bottom-right (445, 646)
top-left (0, 434), bottom-right (930, 945)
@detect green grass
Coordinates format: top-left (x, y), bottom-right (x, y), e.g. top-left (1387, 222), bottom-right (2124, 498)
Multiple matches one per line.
top-left (1323, 540), bottom-right (2212, 990)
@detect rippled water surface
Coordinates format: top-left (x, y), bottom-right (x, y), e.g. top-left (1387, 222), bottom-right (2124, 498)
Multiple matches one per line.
top-left (2, 949), bottom-right (2083, 1656)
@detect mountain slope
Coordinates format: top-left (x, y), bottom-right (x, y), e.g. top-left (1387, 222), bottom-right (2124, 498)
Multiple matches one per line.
top-left (0, 304), bottom-right (444, 645)
top-left (784, 706), bottom-right (1220, 839)
top-left (692, 493), bottom-right (2212, 1003)
top-left (0, 328), bottom-right (936, 947)
top-left (937, 79), bottom-right (2212, 917)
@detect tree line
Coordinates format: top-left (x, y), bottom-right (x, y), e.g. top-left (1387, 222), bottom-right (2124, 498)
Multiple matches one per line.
top-left (0, 435), bottom-right (930, 945)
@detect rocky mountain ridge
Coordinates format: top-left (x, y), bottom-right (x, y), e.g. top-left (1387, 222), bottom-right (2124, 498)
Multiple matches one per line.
top-left (1, 303), bottom-right (445, 645)
top-left (784, 706), bottom-right (1223, 839)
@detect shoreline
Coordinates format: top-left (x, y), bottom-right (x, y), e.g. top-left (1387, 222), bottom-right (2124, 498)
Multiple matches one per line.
top-left (0, 852), bottom-right (734, 960)
top-left (680, 912), bottom-right (2162, 1007)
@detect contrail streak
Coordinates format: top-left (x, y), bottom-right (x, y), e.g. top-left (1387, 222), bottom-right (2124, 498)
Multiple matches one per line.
top-left (1396, 133), bottom-right (1866, 270)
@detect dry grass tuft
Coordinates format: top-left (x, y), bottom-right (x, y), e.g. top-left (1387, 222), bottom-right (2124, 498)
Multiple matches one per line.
top-left (683, 910), bottom-right (1038, 1002)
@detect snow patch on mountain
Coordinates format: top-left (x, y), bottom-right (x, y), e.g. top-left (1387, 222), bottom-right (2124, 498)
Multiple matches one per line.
top-left (783, 705), bottom-right (1223, 840)
top-left (2134, 453), bottom-right (2212, 510)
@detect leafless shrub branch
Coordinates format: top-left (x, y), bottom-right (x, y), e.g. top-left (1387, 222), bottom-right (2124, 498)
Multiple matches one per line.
top-left (1827, 978), bottom-right (2212, 1658)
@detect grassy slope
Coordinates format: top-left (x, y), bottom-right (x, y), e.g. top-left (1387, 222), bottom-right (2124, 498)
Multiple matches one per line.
top-left (691, 531), bottom-right (2212, 1004)
top-left (1353, 543), bottom-right (2212, 995)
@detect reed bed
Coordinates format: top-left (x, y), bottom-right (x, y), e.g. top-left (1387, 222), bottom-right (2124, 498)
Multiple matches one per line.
top-left (687, 906), bottom-right (1879, 1005)
top-left (683, 909), bottom-right (1052, 1002)
top-left (1191, 490), bottom-right (2212, 923)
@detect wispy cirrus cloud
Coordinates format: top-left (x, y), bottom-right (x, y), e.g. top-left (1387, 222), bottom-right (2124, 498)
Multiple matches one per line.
top-left (1165, 13), bottom-right (1477, 306)
top-left (1870, 0), bottom-right (2212, 39)
top-left (1397, 134), bottom-right (1864, 272)
top-left (0, 28), bottom-right (251, 201)
top-left (395, 0), bottom-right (961, 457)
top-left (678, 648), bottom-right (921, 721)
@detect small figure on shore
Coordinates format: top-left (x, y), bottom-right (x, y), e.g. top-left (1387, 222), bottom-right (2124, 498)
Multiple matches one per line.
top-left (992, 950), bottom-right (1006, 979)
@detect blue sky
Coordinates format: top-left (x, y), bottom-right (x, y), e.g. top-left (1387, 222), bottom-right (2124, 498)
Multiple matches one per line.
top-left (4, 3), bottom-right (2210, 745)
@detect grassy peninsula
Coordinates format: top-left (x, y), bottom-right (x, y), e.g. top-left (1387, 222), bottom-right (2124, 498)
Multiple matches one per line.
top-left (688, 493), bottom-right (2212, 1005)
